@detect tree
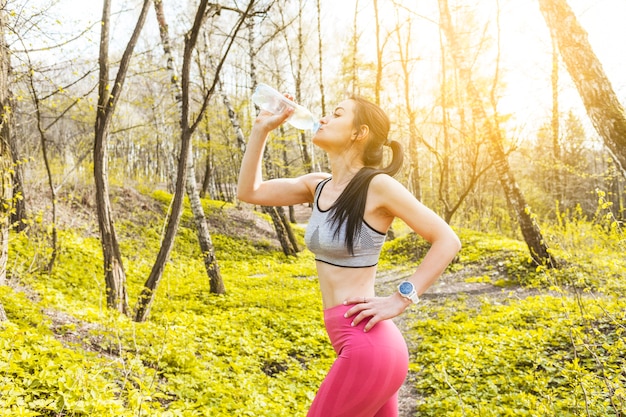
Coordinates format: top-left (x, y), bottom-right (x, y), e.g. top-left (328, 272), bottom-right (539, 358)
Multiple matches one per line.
top-left (538, 0), bottom-right (626, 178)
top-left (95, 0), bottom-right (153, 314)
top-left (245, 5), bottom-right (300, 257)
top-left (152, 0), bottom-right (225, 295)
top-left (134, 0), bottom-right (255, 322)
top-left (549, 29), bottom-right (562, 201)
top-left (0, 0), bottom-right (13, 321)
top-left (392, 14), bottom-right (422, 199)
top-left (437, 0), bottom-right (555, 267)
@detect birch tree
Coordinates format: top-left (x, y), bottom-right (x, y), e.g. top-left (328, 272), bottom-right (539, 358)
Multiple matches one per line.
top-left (151, 0), bottom-right (225, 295)
top-left (392, 15), bottom-right (422, 199)
top-left (437, 0), bottom-right (555, 267)
top-left (538, 0), bottom-right (626, 177)
top-left (134, 0), bottom-right (255, 322)
top-left (245, 6), bottom-right (299, 257)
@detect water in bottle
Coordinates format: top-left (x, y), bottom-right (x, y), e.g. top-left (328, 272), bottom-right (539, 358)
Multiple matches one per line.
top-left (252, 83), bottom-right (320, 132)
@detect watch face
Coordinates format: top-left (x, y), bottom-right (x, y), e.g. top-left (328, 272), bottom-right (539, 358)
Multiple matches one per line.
top-left (399, 281), bottom-right (414, 295)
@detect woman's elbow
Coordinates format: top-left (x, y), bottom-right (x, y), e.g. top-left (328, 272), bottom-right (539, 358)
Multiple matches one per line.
top-left (453, 234), bottom-right (462, 254)
top-left (448, 231), bottom-right (462, 258)
top-left (236, 188), bottom-right (253, 203)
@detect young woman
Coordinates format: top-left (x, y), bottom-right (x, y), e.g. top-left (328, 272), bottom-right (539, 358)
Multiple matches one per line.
top-left (237, 94), bottom-right (461, 417)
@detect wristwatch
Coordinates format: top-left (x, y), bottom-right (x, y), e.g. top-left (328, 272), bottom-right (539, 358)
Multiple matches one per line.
top-left (398, 281), bottom-right (420, 304)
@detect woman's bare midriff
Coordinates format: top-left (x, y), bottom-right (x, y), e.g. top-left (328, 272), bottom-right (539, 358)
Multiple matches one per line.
top-left (316, 261), bottom-right (378, 309)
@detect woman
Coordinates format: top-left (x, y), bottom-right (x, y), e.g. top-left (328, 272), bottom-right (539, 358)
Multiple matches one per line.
top-left (237, 94), bottom-right (461, 417)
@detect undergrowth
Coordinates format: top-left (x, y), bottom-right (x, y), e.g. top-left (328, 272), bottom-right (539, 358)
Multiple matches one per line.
top-left (1, 191), bottom-right (624, 416)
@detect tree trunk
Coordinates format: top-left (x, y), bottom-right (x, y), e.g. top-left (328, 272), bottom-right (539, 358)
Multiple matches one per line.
top-left (550, 31), bottom-right (562, 201)
top-left (246, 16), bottom-right (298, 256)
top-left (187, 153), bottom-right (225, 294)
top-left (314, 0), bottom-right (328, 172)
top-left (438, 0), bottom-right (555, 267)
top-left (278, 205), bottom-right (299, 251)
top-left (200, 126), bottom-right (213, 199)
top-left (349, 0), bottom-right (360, 95)
top-left (29, 72), bottom-right (58, 271)
top-left (135, 0), bottom-right (254, 322)
top-left (219, 79), bottom-right (246, 155)
top-left (152, 0), bottom-right (225, 295)
top-left (95, 0), bottom-right (152, 314)
top-left (538, 0), bottom-right (626, 177)
top-left (262, 206), bottom-right (296, 256)
top-left (373, 0), bottom-right (382, 105)
top-left (295, 4), bottom-right (311, 172)
top-left (9, 138), bottom-right (25, 232)
top-left (316, 0), bottom-right (326, 119)
top-left (0, 0), bottom-right (13, 289)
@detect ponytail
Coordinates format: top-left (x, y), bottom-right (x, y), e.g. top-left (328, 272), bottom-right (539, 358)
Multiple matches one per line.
top-left (384, 139), bottom-right (403, 177)
top-left (331, 102), bottom-right (404, 255)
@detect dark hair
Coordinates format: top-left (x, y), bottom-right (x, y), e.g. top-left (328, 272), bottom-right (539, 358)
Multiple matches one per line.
top-left (329, 97), bottom-right (404, 254)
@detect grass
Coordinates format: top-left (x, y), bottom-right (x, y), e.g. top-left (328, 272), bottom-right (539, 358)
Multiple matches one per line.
top-left (1, 192), bottom-right (625, 416)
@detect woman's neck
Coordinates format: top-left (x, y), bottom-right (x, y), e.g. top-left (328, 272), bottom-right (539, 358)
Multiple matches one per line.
top-left (328, 153), bottom-right (363, 188)
top-left (330, 165), bottom-right (362, 188)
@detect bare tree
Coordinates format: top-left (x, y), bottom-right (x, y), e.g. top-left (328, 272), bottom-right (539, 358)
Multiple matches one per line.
top-left (27, 66), bottom-right (59, 271)
top-left (549, 30), bottom-right (562, 201)
top-left (151, 0), bottom-right (225, 295)
top-left (0, 0), bottom-right (13, 321)
top-left (8, 135), bottom-right (25, 233)
top-left (94, 0), bottom-right (153, 314)
top-left (373, 0), bottom-right (382, 105)
top-left (245, 7), bottom-right (299, 257)
top-left (349, 0), bottom-right (360, 95)
top-left (437, 0), bottom-right (555, 267)
top-left (538, 0), bottom-right (626, 178)
top-left (294, 1), bottom-right (311, 174)
top-left (134, 0), bottom-right (256, 322)
top-left (315, 0), bottom-right (326, 119)
top-left (392, 16), bottom-right (422, 199)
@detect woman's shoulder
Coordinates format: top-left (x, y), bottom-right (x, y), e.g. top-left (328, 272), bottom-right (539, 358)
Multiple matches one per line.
top-left (369, 172), bottom-right (402, 189)
top-left (303, 172), bottom-right (331, 184)
top-left (368, 173), bottom-right (413, 202)
top-left (300, 172), bottom-right (332, 194)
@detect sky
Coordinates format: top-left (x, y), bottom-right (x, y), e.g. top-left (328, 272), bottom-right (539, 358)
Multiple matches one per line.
top-left (17, 0), bottom-right (626, 140)
top-left (325, 0), bottom-right (626, 137)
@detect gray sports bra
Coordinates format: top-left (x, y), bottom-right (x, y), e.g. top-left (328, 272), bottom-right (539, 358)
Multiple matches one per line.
top-left (304, 177), bottom-right (386, 268)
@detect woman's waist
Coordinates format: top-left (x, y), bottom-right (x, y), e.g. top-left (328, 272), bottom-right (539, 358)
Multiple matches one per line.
top-left (317, 264), bottom-right (376, 309)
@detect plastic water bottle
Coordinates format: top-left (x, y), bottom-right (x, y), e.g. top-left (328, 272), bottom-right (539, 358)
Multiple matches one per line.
top-left (252, 83), bottom-right (320, 132)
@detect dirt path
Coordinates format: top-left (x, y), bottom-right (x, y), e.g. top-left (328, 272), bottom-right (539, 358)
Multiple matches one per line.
top-left (375, 268), bottom-right (529, 417)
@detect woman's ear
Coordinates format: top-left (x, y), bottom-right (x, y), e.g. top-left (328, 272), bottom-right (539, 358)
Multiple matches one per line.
top-left (354, 125), bottom-right (369, 141)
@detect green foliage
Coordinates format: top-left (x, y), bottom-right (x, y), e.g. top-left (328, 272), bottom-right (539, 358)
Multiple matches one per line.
top-left (400, 206), bottom-right (626, 416)
top-left (3, 197), bottom-right (329, 416)
top-left (407, 295), bottom-right (626, 417)
top-left (2, 192), bottom-right (624, 416)
top-left (0, 288), bottom-right (129, 417)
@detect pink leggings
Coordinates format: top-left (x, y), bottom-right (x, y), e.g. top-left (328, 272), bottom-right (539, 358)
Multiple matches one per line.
top-left (307, 304), bottom-right (409, 417)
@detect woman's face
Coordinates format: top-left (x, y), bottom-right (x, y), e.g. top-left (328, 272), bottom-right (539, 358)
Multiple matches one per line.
top-left (312, 99), bottom-right (358, 151)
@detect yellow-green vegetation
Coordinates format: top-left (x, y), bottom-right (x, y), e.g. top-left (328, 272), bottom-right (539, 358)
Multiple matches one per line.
top-left (1, 193), bottom-right (624, 416)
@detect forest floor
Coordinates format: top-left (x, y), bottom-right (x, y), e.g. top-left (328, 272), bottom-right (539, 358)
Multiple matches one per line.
top-left (378, 269), bottom-right (542, 417)
top-left (291, 202), bottom-right (539, 417)
top-left (13, 186), bottom-right (624, 416)
top-left (29, 188), bottom-right (536, 416)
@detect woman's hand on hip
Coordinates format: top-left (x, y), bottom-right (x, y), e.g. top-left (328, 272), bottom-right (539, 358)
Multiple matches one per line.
top-left (343, 293), bottom-right (411, 332)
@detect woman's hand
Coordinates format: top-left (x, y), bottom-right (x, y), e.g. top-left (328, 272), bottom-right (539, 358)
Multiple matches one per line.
top-left (253, 94), bottom-right (295, 132)
top-left (343, 292), bottom-right (412, 332)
